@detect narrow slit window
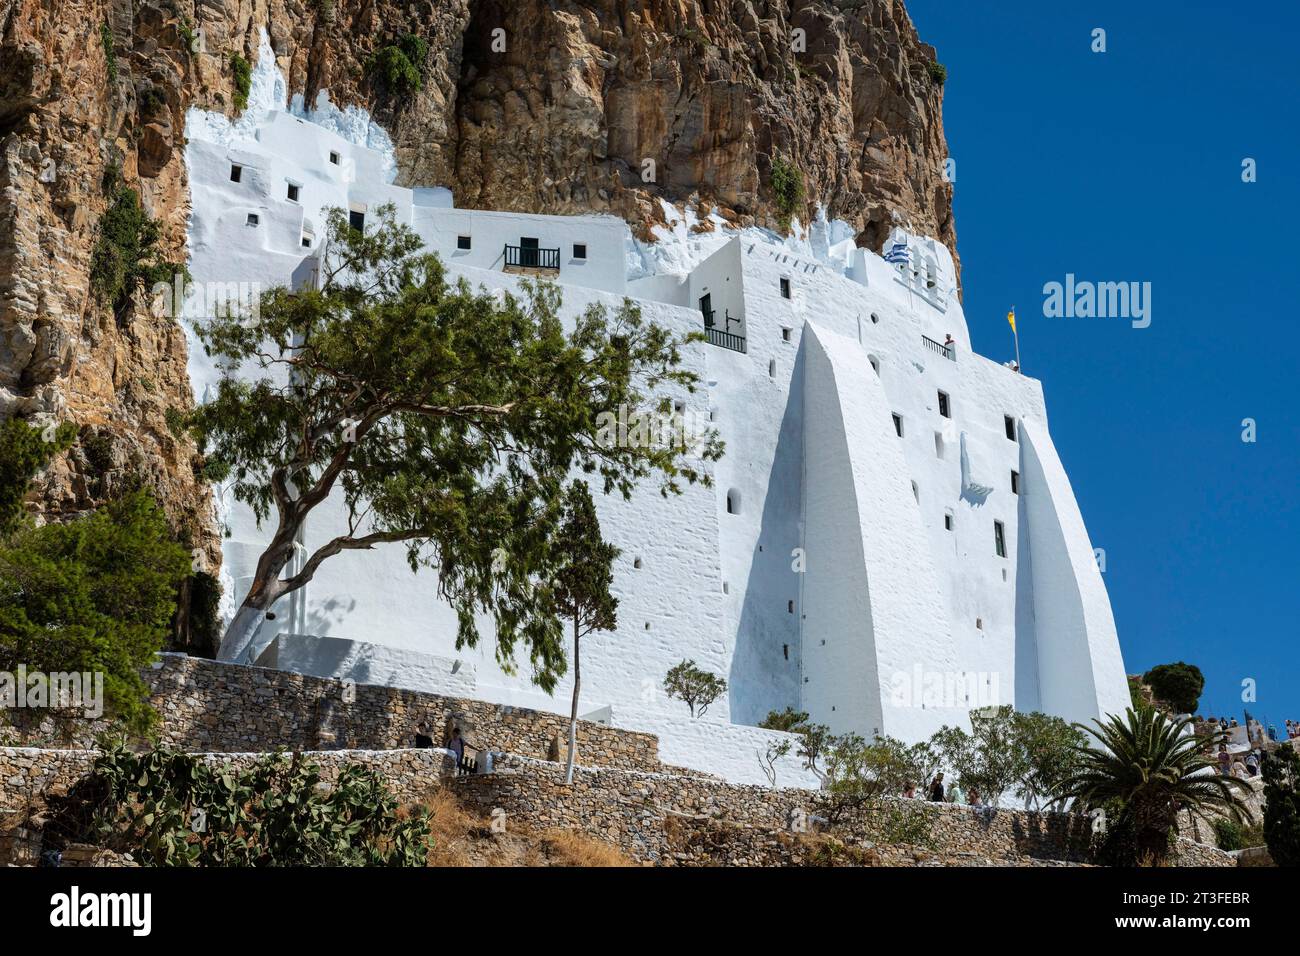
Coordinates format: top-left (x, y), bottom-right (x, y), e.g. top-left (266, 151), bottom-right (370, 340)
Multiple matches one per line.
top-left (230, 164), bottom-right (243, 183)
top-left (1004, 415), bottom-right (1017, 441)
top-left (349, 209), bottom-right (365, 232)
top-left (286, 183), bottom-right (300, 202)
top-left (935, 432), bottom-right (945, 459)
top-left (329, 151), bottom-right (340, 165)
top-left (1011, 470), bottom-right (1020, 495)
top-left (938, 390), bottom-right (951, 418)
top-left (994, 520), bottom-right (1007, 558)
top-left (944, 512), bottom-right (954, 531)
top-left (892, 413), bottom-right (903, 437)
top-left (780, 277), bottom-right (791, 299)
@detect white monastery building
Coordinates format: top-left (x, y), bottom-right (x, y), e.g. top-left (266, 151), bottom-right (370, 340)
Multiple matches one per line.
top-left (179, 34), bottom-right (1130, 786)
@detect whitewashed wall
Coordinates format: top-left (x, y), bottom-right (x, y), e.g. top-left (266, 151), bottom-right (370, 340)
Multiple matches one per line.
top-left (177, 33), bottom-right (1129, 784)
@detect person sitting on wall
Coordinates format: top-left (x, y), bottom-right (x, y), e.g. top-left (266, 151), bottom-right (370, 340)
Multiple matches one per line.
top-left (903, 782), bottom-right (917, 799)
top-left (946, 781), bottom-right (965, 805)
top-left (1245, 752), bottom-right (1260, 776)
top-left (928, 773), bottom-right (945, 802)
top-left (414, 724), bottom-right (434, 748)
top-left (967, 787), bottom-right (982, 808)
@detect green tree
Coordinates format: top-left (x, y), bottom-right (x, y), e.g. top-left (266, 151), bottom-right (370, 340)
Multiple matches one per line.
top-left (1051, 707), bottom-right (1252, 865)
top-left (1142, 661), bottom-right (1204, 714)
top-left (194, 204), bottom-right (718, 684)
top-left (549, 481), bottom-right (619, 784)
top-left (822, 733), bottom-right (937, 828)
top-left (0, 419), bottom-right (74, 534)
top-left (662, 659), bottom-right (726, 718)
top-left (0, 427), bottom-right (191, 732)
top-left (759, 707), bottom-right (810, 733)
top-left (1261, 745), bottom-right (1300, 866)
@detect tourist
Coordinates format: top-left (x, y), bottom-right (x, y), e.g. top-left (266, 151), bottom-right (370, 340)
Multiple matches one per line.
top-left (1217, 745), bottom-right (1232, 777)
top-left (447, 726), bottom-right (466, 768)
top-left (1268, 723), bottom-right (1279, 742)
top-left (947, 781), bottom-right (965, 805)
top-left (414, 724), bottom-right (434, 748)
top-left (903, 782), bottom-right (917, 799)
top-left (967, 787), bottom-right (982, 808)
top-left (1231, 757), bottom-right (1249, 780)
top-left (928, 772), bottom-right (945, 802)
top-left (1245, 752), bottom-right (1260, 777)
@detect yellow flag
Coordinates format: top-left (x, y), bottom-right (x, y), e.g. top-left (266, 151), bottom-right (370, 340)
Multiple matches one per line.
top-left (1007, 308), bottom-right (1016, 334)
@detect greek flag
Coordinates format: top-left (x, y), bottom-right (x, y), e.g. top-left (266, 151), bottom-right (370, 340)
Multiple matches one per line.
top-left (883, 241), bottom-right (911, 265)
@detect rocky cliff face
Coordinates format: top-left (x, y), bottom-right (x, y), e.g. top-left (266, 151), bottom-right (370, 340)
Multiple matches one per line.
top-left (0, 0), bottom-right (955, 637)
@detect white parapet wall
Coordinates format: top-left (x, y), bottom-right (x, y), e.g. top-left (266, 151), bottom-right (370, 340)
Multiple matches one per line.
top-left (255, 633), bottom-right (478, 699)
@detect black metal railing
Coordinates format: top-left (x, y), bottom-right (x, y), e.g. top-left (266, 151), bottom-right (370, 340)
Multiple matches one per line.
top-left (922, 334), bottom-right (954, 360)
top-left (503, 244), bottom-right (560, 271)
top-left (705, 326), bottom-right (747, 353)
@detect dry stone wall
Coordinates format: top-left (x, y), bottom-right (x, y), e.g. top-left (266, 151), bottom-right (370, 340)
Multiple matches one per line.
top-left (1, 654), bottom-right (661, 773)
top-left (455, 754), bottom-right (1235, 867)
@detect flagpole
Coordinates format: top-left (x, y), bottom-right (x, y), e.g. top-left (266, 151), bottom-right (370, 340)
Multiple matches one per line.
top-left (1011, 305), bottom-right (1021, 372)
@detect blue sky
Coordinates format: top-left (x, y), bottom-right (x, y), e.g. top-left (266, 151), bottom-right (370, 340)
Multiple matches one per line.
top-left (906, 0), bottom-right (1299, 723)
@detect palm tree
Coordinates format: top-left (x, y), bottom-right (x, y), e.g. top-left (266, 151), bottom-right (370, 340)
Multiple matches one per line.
top-left (1051, 706), bottom-right (1253, 865)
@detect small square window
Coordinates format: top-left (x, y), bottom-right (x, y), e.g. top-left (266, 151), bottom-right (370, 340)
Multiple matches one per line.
top-left (246, 213), bottom-right (259, 226)
top-left (230, 165), bottom-right (243, 183)
top-left (329, 151), bottom-right (340, 165)
top-left (456, 235), bottom-right (472, 251)
top-left (573, 243), bottom-right (587, 260)
top-left (1011, 470), bottom-right (1020, 495)
top-left (938, 390), bottom-right (951, 418)
top-left (286, 183), bottom-right (300, 202)
top-left (1004, 415), bottom-right (1017, 441)
top-left (301, 236), bottom-right (311, 248)
top-left (349, 210), bottom-right (365, 232)
top-left (994, 520), bottom-right (1007, 558)
top-left (780, 277), bottom-right (791, 299)
top-left (892, 413), bottom-right (903, 437)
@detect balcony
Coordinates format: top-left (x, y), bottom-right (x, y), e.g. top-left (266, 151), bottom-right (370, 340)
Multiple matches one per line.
top-left (704, 326), bottom-right (747, 353)
top-left (922, 334), bottom-right (955, 361)
top-left (503, 243), bottom-right (560, 274)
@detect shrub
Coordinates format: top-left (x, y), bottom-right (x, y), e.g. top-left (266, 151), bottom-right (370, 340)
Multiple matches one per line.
top-left (1142, 661), bottom-right (1204, 714)
top-left (769, 157), bottom-right (804, 231)
top-left (1213, 817), bottom-right (1244, 851)
top-left (367, 34), bottom-right (429, 96)
top-left (101, 23), bottom-right (117, 82)
top-left (927, 60), bottom-right (947, 86)
top-left (89, 743), bottom-right (431, 865)
top-left (230, 52), bottom-right (252, 112)
top-left (759, 707), bottom-right (810, 733)
top-left (89, 185), bottom-right (183, 322)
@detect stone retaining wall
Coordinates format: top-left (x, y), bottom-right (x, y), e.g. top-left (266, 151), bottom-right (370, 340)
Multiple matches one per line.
top-left (1, 654), bottom-right (660, 773)
top-left (455, 754), bottom-right (1235, 867)
top-left (0, 745), bottom-right (455, 811)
